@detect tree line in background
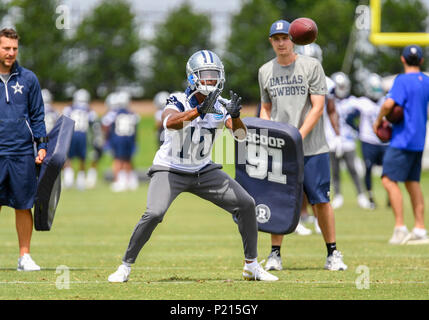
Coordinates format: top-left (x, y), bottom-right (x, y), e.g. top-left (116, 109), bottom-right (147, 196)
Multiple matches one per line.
top-left (0, 0), bottom-right (427, 102)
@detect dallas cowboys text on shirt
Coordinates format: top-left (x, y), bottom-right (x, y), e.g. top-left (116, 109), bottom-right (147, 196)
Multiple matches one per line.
top-left (269, 75), bottom-right (306, 97)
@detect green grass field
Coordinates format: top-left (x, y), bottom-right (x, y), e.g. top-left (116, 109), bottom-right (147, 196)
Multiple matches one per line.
top-left (0, 115), bottom-right (428, 300)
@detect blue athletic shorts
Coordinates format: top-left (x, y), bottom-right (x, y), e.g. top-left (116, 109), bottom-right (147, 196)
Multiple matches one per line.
top-left (303, 152), bottom-right (331, 205)
top-left (111, 137), bottom-right (135, 161)
top-left (361, 141), bottom-right (387, 168)
top-left (382, 147), bottom-right (422, 182)
top-left (68, 132), bottom-right (87, 160)
top-left (0, 155), bottom-right (37, 209)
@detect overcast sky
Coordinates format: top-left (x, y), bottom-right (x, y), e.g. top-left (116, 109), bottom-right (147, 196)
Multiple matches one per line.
top-left (61, 0), bottom-right (429, 46)
top-left (61, 0), bottom-right (243, 48)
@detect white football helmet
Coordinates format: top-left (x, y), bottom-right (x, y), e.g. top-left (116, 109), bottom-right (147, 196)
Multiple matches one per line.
top-left (295, 43), bottom-right (323, 63)
top-left (331, 72), bottom-right (351, 99)
top-left (186, 50), bottom-right (225, 97)
top-left (41, 88), bottom-right (52, 104)
top-left (105, 92), bottom-right (119, 110)
top-left (153, 91), bottom-right (170, 110)
top-left (363, 73), bottom-right (384, 101)
top-left (73, 88), bottom-right (90, 105)
top-left (116, 91), bottom-right (130, 109)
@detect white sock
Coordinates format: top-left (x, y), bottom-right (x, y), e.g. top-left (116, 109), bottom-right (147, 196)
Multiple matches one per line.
top-left (396, 225), bottom-right (408, 232)
top-left (245, 258), bottom-right (258, 267)
top-left (63, 167), bottom-right (74, 187)
top-left (412, 227), bottom-right (427, 237)
top-left (76, 170), bottom-right (86, 189)
top-left (122, 261), bottom-right (132, 268)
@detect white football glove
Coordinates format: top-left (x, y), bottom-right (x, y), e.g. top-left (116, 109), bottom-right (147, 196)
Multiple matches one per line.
top-left (333, 135), bottom-right (344, 158)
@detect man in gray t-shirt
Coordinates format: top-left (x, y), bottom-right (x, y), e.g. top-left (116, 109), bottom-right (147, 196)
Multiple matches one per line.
top-left (259, 54), bottom-right (329, 156)
top-left (258, 19), bottom-right (347, 272)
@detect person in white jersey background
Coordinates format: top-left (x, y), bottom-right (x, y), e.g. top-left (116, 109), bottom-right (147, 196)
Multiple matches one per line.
top-left (327, 72), bottom-right (371, 210)
top-left (108, 50), bottom-right (278, 283)
top-left (345, 73), bottom-right (388, 209)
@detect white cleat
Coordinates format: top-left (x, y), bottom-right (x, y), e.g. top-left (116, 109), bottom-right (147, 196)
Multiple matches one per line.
top-left (389, 227), bottom-right (410, 245)
top-left (243, 261), bottom-right (278, 281)
top-left (108, 264), bottom-right (131, 283)
top-left (405, 228), bottom-right (429, 245)
top-left (76, 171), bottom-right (86, 190)
top-left (324, 250), bottom-right (347, 271)
top-left (86, 168), bottom-right (97, 189)
top-left (127, 172), bottom-right (139, 191)
top-left (295, 222), bottom-right (312, 236)
top-left (331, 194), bottom-right (344, 209)
top-left (17, 254), bottom-right (41, 272)
top-left (110, 181), bottom-right (127, 192)
top-left (63, 167), bottom-right (74, 189)
top-left (357, 193), bottom-right (372, 209)
top-left (314, 218), bottom-right (322, 234)
top-left (264, 251), bottom-right (283, 271)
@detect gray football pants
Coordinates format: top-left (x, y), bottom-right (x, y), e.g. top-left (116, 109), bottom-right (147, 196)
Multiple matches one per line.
top-left (330, 150), bottom-right (363, 195)
top-left (122, 168), bottom-right (258, 264)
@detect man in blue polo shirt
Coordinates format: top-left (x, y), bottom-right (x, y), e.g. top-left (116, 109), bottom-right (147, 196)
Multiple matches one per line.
top-left (373, 45), bottom-right (429, 245)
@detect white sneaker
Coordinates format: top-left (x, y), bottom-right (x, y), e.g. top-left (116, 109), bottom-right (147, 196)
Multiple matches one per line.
top-left (110, 181), bottom-right (127, 192)
top-left (405, 228), bottom-right (429, 245)
top-left (17, 254), bottom-right (41, 272)
top-left (264, 251), bottom-right (282, 271)
top-left (357, 193), bottom-right (372, 209)
top-left (63, 167), bottom-right (74, 189)
top-left (127, 171), bottom-right (139, 191)
top-left (295, 222), bottom-right (312, 236)
top-left (243, 261), bottom-right (278, 281)
top-left (111, 170), bottom-right (128, 192)
top-left (389, 227), bottom-right (410, 245)
top-left (331, 194), bottom-right (344, 209)
top-left (86, 168), bottom-right (97, 189)
top-left (76, 170), bottom-right (86, 190)
top-left (300, 214), bottom-right (315, 224)
top-left (314, 218), bottom-right (322, 234)
top-left (324, 250), bottom-right (347, 271)
top-left (108, 264), bottom-right (131, 283)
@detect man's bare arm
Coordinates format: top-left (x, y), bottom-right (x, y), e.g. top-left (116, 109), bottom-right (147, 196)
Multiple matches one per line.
top-left (299, 94), bottom-right (325, 139)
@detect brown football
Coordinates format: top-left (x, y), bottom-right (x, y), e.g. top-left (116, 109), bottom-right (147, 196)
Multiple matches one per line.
top-left (376, 119), bottom-right (392, 143)
top-left (289, 17), bottom-right (318, 45)
top-left (386, 104), bottom-right (404, 124)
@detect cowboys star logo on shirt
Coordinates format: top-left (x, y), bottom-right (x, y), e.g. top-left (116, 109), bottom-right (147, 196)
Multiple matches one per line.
top-left (11, 81), bottom-right (24, 94)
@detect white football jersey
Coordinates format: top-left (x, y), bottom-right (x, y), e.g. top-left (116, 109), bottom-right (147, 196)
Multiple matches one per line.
top-left (354, 96), bottom-right (388, 145)
top-left (152, 92), bottom-right (231, 172)
top-left (63, 104), bottom-right (97, 133)
top-left (323, 76), bottom-right (337, 151)
top-left (324, 95), bottom-right (360, 152)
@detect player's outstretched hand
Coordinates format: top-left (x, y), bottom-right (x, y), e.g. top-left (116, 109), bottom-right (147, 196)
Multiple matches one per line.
top-left (197, 88), bottom-right (222, 115)
top-left (225, 90), bottom-right (242, 118)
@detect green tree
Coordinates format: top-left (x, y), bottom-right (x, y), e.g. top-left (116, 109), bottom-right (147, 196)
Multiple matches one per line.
top-left (223, 0), bottom-right (281, 103)
top-left (72, 0), bottom-right (140, 98)
top-left (0, 2), bottom-right (7, 21)
top-left (12, 0), bottom-right (71, 98)
top-left (144, 3), bottom-right (213, 97)
top-left (301, 0), bottom-right (357, 77)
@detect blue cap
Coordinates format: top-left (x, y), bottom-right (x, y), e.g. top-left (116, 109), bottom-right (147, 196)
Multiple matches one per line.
top-left (402, 45), bottom-right (423, 64)
top-left (269, 20), bottom-right (290, 37)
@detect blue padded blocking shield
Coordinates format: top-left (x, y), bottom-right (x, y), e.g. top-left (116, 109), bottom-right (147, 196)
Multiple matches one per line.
top-left (234, 117), bottom-right (304, 235)
top-left (34, 115), bottom-right (75, 231)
